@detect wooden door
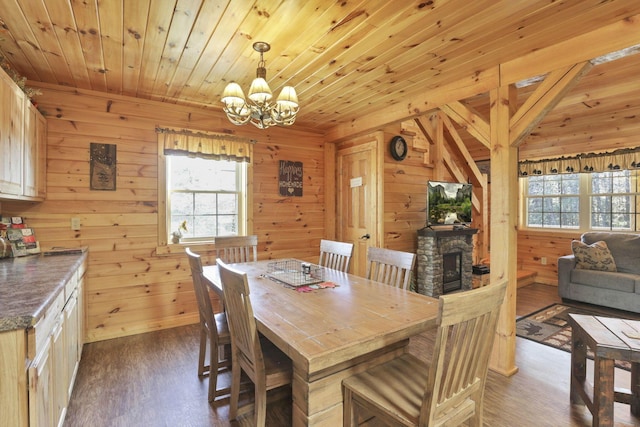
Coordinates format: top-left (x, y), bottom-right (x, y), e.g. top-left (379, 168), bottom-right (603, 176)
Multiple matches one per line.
top-left (337, 134), bottom-right (382, 277)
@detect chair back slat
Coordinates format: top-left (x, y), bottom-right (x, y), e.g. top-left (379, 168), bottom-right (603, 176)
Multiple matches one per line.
top-left (365, 247), bottom-right (416, 289)
top-left (421, 280), bottom-right (507, 425)
top-left (217, 259), bottom-right (264, 383)
top-left (215, 235), bottom-right (258, 264)
top-left (318, 239), bottom-right (354, 273)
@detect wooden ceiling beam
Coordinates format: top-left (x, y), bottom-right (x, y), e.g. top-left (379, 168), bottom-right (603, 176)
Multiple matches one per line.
top-left (440, 101), bottom-right (490, 148)
top-left (325, 66), bottom-right (499, 143)
top-left (509, 61), bottom-right (593, 147)
top-left (501, 12), bottom-right (640, 85)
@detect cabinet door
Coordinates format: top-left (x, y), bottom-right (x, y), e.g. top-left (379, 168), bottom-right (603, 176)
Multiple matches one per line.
top-left (28, 334), bottom-right (54, 427)
top-left (0, 70), bottom-right (25, 196)
top-left (52, 313), bottom-right (67, 427)
top-left (23, 101), bottom-right (41, 198)
top-left (64, 291), bottom-right (79, 398)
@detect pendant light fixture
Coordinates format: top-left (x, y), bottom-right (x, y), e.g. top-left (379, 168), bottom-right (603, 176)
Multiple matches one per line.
top-left (221, 42), bottom-right (299, 129)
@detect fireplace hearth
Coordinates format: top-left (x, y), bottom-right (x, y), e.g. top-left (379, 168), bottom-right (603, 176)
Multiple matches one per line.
top-left (416, 227), bottom-right (478, 298)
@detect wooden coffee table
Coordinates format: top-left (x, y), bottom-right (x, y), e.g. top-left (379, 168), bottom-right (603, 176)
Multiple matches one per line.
top-left (568, 314), bottom-right (640, 427)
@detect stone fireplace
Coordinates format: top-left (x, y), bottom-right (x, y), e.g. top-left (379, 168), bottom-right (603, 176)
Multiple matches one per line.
top-left (416, 227), bottom-right (478, 298)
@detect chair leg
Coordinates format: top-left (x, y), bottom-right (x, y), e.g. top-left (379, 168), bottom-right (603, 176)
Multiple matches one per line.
top-left (254, 378), bottom-right (267, 427)
top-left (198, 321), bottom-right (207, 377)
top-left (208, 333), bottom-right (219, 402)
top-left (229, 356), bottom-right (242, 420)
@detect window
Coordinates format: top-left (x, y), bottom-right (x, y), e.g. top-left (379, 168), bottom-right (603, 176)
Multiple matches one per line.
top-left (523, 170), bottom-right (640, 231)
top-left (167, 156), bottom-right (247, 241)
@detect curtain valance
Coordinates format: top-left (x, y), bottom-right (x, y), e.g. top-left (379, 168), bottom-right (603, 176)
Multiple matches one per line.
top-left (519, 146), bottom-right (640, 177)
top-left (157, 127), bottom-right (255, 163)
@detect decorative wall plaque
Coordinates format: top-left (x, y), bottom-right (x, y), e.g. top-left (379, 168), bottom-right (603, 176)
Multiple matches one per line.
top-left (279, 160), bottom-right (303, 197)
top-left (90, 143), bottom-right (117, 190)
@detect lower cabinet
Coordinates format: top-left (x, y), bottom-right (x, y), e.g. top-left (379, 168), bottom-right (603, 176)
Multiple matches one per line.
top-left (28, 336), bottom-right (54, 427)
top-left (28, 288), bottom-right (81, 427)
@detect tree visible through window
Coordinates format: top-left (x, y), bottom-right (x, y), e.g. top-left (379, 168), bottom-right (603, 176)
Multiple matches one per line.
top-left (167, 156), bottom-right (246, 240)
top-left (524, 170), bottom-right (640, 231)
top-left (526, 174), bottom-right (579, 229)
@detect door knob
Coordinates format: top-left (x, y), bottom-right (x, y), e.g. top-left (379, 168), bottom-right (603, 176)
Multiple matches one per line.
top-left (361, 233), bottom-right (370, 240)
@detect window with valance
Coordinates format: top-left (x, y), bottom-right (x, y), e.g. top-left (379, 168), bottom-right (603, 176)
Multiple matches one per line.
top-left (156, 127), bottom-right (255, 251)
top-left (520, 147), bottom-right (640, 232)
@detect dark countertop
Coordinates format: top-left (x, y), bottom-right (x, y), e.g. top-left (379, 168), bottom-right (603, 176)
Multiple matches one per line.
top-left (0, 252), bottom-right (87, 332)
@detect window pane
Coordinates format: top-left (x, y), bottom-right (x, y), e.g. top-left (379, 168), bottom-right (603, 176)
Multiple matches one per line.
top-left (167, 156), bottom-right (244, 240)
top-left (543, 197), bottom-right (559, 211)
top-left (528, 198), bottom-right (542, 213)
top-left (543, 177), bottom-right (561, 195)
top-left (218, 194), bottom-right (237, 214)
top-left (560, 213), bottom-right (579, 228)
top-left (528, 176), bottom-right (544, 195)
top-left (528, 212), bottom-right (542, 227)
top-left (194, 215), bottom-right (216, 237)
top-left (561, 177), bottom-right (579, 194)
top-left (592, 212), bottom-right (611, 229)
top-left (195, 193), bottom-right (217, 213)
top-left (543, 212), bottom-right (560, 227)
top-left (218, 215), bottom-right (237, 235)
top-left (561, 197), bottom-right (579, 212)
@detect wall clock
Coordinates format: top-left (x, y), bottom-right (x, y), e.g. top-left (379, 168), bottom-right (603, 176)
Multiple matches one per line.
top-left (390, 135), bottom-right (408, 161)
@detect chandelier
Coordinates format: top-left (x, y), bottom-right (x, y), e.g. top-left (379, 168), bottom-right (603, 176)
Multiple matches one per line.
top-left (221, 42), bottom-right (299, 129)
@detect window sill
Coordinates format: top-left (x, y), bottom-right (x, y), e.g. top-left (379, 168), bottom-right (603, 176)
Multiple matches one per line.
top-left (156, 241), bottom-right (216, 256)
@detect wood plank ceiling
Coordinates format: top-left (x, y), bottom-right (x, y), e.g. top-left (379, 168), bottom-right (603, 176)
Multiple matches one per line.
top-left (0, 0), bottom-right (638, 159)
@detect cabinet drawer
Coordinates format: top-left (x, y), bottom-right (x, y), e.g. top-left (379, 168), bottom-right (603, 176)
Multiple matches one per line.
top-left (28, 291), bottom-right (64, 360)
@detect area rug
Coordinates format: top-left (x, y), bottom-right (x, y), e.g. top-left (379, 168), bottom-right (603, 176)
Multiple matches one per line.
top-left (516, 303), bottom-right (640, 371)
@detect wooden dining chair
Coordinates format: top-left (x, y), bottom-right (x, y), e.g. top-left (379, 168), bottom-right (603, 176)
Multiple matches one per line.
top-left (185, 248), bottom-right (232, 402)
top-left (318, 239), bottom-right (354, 272)
top-left (215, 235), bottom-right (258, 263)
top-left (217, 259), bottom-right (292, 427)
top-left (365, 246), bottom-right (416, 290)
top-left (343, 279), bottom-right (507, 427)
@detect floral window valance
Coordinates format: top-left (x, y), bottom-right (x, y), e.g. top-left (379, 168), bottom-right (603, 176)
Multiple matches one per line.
top-left (156, 127), bottom-right (255, 163)
top-left (519, 147), bottom-right (640, 176)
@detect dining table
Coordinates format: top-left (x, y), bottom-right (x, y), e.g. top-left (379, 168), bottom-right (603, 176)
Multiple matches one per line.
top-left (203, 259), bottom-right (439, 427)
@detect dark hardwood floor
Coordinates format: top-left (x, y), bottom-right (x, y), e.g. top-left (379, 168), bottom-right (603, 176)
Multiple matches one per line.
top-left (63, 283), bottom-right (640, 426)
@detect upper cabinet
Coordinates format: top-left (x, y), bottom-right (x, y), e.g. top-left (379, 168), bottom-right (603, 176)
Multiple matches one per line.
top-left (0, 68), bottom-right (46, 201)
top-left (23, 101), bottom-right (47, 199)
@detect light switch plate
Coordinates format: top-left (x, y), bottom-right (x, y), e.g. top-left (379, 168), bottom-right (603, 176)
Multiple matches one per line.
top-left (71, 217), bottom-right (81, 230)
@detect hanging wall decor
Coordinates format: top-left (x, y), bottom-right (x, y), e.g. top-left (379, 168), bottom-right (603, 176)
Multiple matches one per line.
top-left (90, 142), bottom-right (117, 190)
top-left (279, 160), bottom-right (303, 197)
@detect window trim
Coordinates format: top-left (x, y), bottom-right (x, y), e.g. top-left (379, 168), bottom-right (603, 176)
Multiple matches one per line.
top-left (156, 139), bottom-right (254, 255)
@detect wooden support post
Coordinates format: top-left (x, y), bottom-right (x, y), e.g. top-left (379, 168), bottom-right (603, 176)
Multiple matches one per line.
top-left (488, 84), bottom-right (518, 376)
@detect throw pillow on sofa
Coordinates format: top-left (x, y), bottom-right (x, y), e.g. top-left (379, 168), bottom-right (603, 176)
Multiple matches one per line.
top-left (571, 240), bottom-right (617, 272)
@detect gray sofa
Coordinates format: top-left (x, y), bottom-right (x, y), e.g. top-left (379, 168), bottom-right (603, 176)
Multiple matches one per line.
top-left (558, 232), bottom-right (640, 313)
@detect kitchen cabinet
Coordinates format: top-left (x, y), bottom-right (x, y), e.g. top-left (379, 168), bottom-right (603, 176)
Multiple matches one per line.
top-left (0, 254), bottom-right (86, 427)
top-left (0, 67), bottom-right (24, 196)
top-left (0, 67), bottom-right (47, 201)
top-left (23, 100), bottom-right (47, 199)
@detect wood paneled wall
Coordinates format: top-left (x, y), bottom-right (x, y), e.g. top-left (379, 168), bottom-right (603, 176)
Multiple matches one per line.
top-left (382, 127), bottom-right (433, 253)
top-left (517, 230), bottom-right (581, 285)
top-left (2, 83), bottom-right (324, 342)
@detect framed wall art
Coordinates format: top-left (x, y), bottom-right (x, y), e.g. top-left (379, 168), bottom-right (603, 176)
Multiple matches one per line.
top-left (279, 160), bottom-right (303, 197)
top-left (90, 142), bottom-right (117, 190)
